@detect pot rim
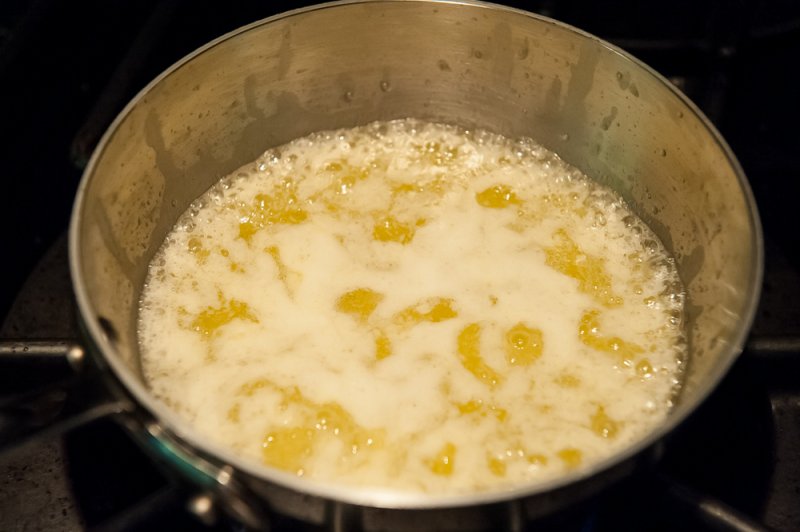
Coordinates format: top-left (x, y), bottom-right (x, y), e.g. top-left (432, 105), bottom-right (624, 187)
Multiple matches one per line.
top-left (68, 0), bottom-right (764, 510)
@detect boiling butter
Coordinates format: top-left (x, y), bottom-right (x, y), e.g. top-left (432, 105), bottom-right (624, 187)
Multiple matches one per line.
top-left (138, 119), bottom-right (685, 493)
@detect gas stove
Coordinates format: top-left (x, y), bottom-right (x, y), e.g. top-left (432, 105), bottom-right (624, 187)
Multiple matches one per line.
top-left (1, 1), bottom-right (799, 530)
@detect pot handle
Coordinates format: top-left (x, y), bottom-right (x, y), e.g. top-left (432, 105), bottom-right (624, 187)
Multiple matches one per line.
top-left (127, 420), bottom-right (270, 530)
top-left (0, 340), bottom-right (269, 529)
top-left (745, 335), bottom-right (800, 361)
top-left (0, 339), bottom-right (134, 455)
top-left (657, 474), bottom-right (776, 532)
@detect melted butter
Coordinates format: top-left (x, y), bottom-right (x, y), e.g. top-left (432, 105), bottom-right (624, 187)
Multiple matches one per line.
top-left (238, 378), bottom-right (277, 397)
top-left (456, 323), bottom-right (504, 388)
top-left (263, 428), bottom-right (316, 475)
top-left (227, 403), bottom-right (241, 423)
top-left (312, 160), bottom-right (375, 212)
top-left (265, 246), bottom-right (301, 296)
top-left (336, 288), bottom-right (384, 323)
top-left (373, 216), bottom-right (417, 244)
top-left (374, 330), bottom-right (393, 360)
top-left (475, 184), bottom-right (522, 209)
top-left (527, 454), bottom-right (548, 466)
top-left (544, 229), bottom-right (622, 307)
top-left (188, 291), bottom-right (258, 338)
top-left (219, 248), bottom-right (245, 273)
top-left (542, 193), bottom-right (588, 217)
top-left (636, 358), bottom-right (654, 377)
top-left (238, 180), bottom-right (308, 243)
top-left (554, 373), bottom-right (581, 388)
top-left (457, 399), bottom-right (508, 422)
top-left (139, 119), bottom-right (685, 495)
top-left (392, 175), bottom-right (449, 197)
top-left (326, 159), bottom-right (371, 189)
top-left (426, 442), bottom-right (456, 476)
top-left (557, 448), bottom-right (583, 469)
top-left (579, 309), bottom-right (644, 363)
top-left (250, 379), bottom-right (385, 475)
top-left (393, 297), bottom-right (458, 327)
top-left (505, 322), bottom-right (543, 365)
top-left (187, 237), bottom-right (210, 263)
top-left (590, 405), bottom-right (620, 439)
top-left (487, 455), bottom-right (507, 477)
top-left (416, 141), bottom-right (459, 166)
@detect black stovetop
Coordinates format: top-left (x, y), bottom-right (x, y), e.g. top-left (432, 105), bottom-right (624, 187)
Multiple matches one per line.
top-left (1, 1), bottom-right (799, 531)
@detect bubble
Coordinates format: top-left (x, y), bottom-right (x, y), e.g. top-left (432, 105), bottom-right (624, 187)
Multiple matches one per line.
top-left (208, 189), bottom-right (224, 205)
top-left (379, 80), bottom-right (391, 92)
top-left (593, 211), bottom-right (607, 227)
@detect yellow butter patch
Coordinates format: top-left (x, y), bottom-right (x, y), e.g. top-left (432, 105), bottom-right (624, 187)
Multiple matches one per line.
top-left (456, 323), bottom-right (503, 388)
top-left (545, 229), bottom-right (622, 307)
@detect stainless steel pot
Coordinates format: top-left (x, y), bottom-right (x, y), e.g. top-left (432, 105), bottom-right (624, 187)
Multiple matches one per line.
top-left (63, 0), bottom-right (762, 529)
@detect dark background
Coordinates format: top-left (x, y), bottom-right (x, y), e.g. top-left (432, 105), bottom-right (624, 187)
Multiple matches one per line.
top-left (1, 0), bottom-right (799, 323)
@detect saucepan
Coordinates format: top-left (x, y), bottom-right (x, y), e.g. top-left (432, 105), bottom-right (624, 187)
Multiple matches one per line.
top-left (2, 1), bottom-right (763, 529)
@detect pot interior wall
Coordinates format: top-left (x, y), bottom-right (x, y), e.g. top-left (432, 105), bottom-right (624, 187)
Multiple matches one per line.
top-left (74, 0), bottom-right (759, 466)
